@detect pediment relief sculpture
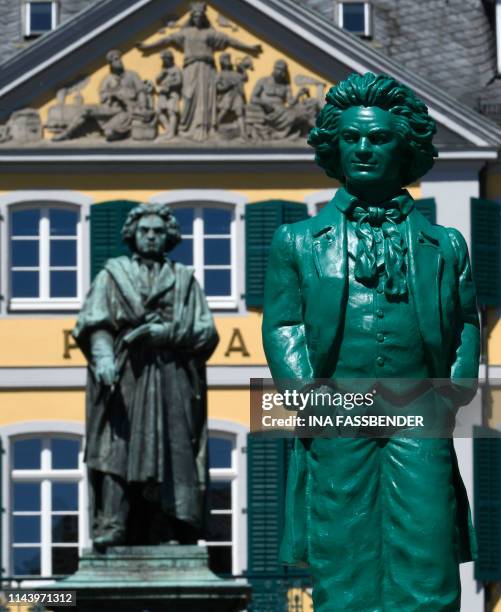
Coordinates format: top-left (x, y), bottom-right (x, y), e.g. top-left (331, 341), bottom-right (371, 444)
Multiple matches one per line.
top-left (0, 2), bottom-right (326, 147)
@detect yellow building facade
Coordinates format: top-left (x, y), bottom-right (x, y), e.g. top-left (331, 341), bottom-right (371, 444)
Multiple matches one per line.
top-left (0, 1), bottom-right (500, 611)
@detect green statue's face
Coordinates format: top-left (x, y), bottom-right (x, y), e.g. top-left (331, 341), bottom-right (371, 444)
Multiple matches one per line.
top-left (135, 215), bottom-right (168, 258)
top-left (338, 106), bottom-right (405, 189)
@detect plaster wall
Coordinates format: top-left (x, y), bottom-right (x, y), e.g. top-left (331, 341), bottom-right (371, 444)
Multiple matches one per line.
top-left (0, 390), bottom-right (85, 426)
top-left (0, 171), bottom-right (340, 203)
top-left (0, 387), bottom-right (249, 428)
top-left (0, 313), bottom-right (266, 366)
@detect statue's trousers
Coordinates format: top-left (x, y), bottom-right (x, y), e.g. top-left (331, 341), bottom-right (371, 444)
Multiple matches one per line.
top-left (306, 434), bottom-right (462, 612)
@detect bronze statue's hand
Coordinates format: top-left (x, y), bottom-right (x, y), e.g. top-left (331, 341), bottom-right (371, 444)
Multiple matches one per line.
top-left (251, 44), bottom-right (263, 56)
top-left (145, 323), bottom-right (171, 347)
top-left (95, 356), bottom-right (118, 387)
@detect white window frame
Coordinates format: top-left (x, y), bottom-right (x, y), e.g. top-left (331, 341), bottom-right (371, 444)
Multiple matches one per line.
top-left (304, 189), bottom-right (338, 217)
top-left (0, 421), bottom-right (88, 586)
top-left (0, 191), bottom-right (92, 314)
top-left (336, 1), bottom-right (372, 37)
top-left (205, 420), bottom-right (248, 576)
top-left (149, 191), bottom-right (247, 312)
top-left (24, 0), bottom-right (58, 37)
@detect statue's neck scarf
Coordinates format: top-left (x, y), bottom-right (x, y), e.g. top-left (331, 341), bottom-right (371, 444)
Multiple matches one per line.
top-left (336, 189), bottom-right (414, 299)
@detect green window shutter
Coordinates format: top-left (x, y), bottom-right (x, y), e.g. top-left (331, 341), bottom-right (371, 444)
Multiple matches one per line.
top-left (248, 435), bottom-right (286, 576)
top-left (247, 435), bottom-right (310, 610)
top-left (414, 198), bottom-right (436, 224)
top-left (471, 197), bottom-right (501, 307)
top-left (282, 201), bottom-right (309, 225)
top-left (245, 201), bottom-right (308, 308)
top-left (90, 200), bottom-right (138, 280)
top-left (474, 426), bottom-right (501, 581)
top-left (247, 435), bottom-right (287, 610)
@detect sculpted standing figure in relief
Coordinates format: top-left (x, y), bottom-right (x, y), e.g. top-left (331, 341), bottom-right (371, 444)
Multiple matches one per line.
top-left (73, 203), bottom-right (219, 549)
top-left (155, 50), bottom-right (183, 140)
top-left (262, 72), bottom-right (479, 611)
top-left (138, 1), bottom-right (262, 141)
top-left (215, 53), bottom-right (251, 139)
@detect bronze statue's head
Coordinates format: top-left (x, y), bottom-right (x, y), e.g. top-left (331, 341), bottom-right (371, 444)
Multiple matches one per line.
top-left (122, 203), bottom-right (182, 257)
top-left (308, 72), bottom-right (438, 188)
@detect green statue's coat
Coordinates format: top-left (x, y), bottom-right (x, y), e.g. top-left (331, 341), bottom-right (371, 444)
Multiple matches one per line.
top-left (262, 73), bottom-right (480, 611)
top-left (263, 192), bottom-right (479, 384)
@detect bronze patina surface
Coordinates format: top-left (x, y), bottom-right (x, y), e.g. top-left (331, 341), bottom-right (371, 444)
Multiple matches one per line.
top-left (73, 203), bottom-right (219, 550)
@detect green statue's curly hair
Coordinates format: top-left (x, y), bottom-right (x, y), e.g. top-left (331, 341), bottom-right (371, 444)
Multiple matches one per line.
top-left (308, 72), bottom-right (438, 185)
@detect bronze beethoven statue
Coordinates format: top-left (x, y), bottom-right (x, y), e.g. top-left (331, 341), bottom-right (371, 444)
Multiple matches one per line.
top-left (74, 203), bottom-right (219, 550)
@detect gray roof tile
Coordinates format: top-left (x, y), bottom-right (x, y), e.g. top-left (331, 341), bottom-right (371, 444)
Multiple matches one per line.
top-left (0, 0), bottom-right (98, 64)
top-left (300, 0), bottom-right (501, 123)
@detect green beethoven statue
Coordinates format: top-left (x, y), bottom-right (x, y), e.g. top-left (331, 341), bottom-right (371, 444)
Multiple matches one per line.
top-left (73, 203), bottom-right (219, 550)
top-left (262, 73), bottom-right (479, 611)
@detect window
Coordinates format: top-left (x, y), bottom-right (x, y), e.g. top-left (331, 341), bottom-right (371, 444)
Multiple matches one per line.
top-left (337, 1), bottom-right (372, 37)
top-left (206, 434), bottom-right (238, 575)
top-left (25, 1), bottom-right (58, 37)
top-left (9, 435), bottom-right (84, 578)
top-left (305, 189), bottom-right (338, 217)
top-left (9, 204), bottom-right (81, 310)
top-left (169, 206), bottom-right (236, 308)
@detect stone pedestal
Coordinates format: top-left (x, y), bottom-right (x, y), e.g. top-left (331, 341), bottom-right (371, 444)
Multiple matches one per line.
top-left (48, 545), bottom-right (250, 611)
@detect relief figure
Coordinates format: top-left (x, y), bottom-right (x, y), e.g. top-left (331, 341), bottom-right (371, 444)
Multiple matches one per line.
top-left (156, 50), bottom-right (183, 140)
top-left (52, 50), bottom-right (145, 142)
top-left (138, 1), bottom-right (262, 141)
top-left (247, 59), bottom-right (319, 140)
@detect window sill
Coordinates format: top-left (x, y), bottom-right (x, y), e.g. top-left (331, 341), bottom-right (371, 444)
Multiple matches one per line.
top-left (208, 298), bottom-right (239, 311)
top-left (24, 31), bottom-right (54, 39)
top-left (9, 298), bottom-right (81, 312)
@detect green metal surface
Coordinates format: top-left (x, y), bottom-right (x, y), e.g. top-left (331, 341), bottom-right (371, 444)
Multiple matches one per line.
top-left (49, 545), bottom-right (250, 611)
top-left (262, 72), bottom-right (480, 611)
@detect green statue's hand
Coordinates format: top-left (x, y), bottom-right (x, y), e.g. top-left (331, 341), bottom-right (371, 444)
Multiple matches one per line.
top-left (123, 322), bottom-right (172, 347)
top-left (95, 356), bottom-right (118, 387)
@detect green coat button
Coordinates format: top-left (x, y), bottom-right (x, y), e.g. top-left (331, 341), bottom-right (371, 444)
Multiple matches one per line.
top-left (377, 333), bottom-right (384, 342)
top-left (376, 309), bottom-right (384, 318)
top-left (376, 356), bottom-right (385, 366)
